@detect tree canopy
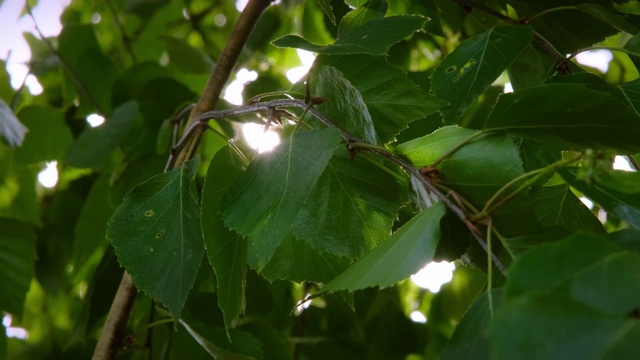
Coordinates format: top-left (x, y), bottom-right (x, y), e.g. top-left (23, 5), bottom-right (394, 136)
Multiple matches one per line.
top-left (1, 0), bottom-right (640, 359)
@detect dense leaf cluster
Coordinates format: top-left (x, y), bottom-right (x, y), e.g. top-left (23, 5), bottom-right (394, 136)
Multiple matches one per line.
top-left (1, 0), bottom-right (640, 359)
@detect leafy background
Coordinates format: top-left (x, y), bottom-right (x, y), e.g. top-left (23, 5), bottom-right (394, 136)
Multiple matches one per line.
top-left (1, 0), bottom-right (640, 359)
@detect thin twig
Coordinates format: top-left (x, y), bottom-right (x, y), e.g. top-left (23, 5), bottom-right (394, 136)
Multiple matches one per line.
top-left (451, 0), bottom-right (518, 23)
top-left (104, 0), bottom-right (138, 63)
top-left (26, 2), bottom-right (105, 114)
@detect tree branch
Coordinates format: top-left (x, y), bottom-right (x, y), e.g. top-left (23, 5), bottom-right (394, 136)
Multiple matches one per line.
top-left (94, 1), bottom-right (273, 359)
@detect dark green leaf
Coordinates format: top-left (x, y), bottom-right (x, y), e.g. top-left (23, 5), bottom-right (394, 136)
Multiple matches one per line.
top-left (615, 77), bottom-right (640, 116)
top-left (507, 233), bottom-right (640, 316)
top-left (441, 289), bottom-right (505, 360)
top-left (318, 202), bottom-right (446, 293)
top-left (507, 45), bottom-right (556, 90)
top-left (530, 184), bottom-right (605, 234)
top-left (316, 65), bottom-right (378, 144)
top-left (491, 295), bottom-right (639, 360)
top-left (273, 15), bottom-right (425, 55)
top-left (315, 0), bottom-right (336, 25)
top-left (221, 128), bottom-right (342, 270)
top-left (0, 218), bottom-right (35, 315)
top-left (0, 98), bottom-right (27, 147)
top-left (293, 150), bottom-right (404, 258)
top-left (314, 54), bottom-right (448, 142)
top-left (484, 84), bottom-right (640, 153)
top-left (337, 0), bottom-right (386, 36)
top-left (259, 233), bottom-right (351, 283)
top-left (15, 105), bottom-right (72, 164)
top-left (108, 158), bottom-right (203, 319)
top-left (180, 320), bottom-right (262, 360)
top-left (397, 126), bottom-right (539, 236)
top-left (431, 25), bottom-right (534, 124)
top-left (160, 36), bottom-right (214, 74)
top-left (560, 167), bottom-right (640, 228)
top-left (609, 228), bottom-right (640, 252)
top-left (65, 101), bottom-right (138, 169)
top-left (201, 146), bottom-right (247, 327)
top-left (575, 4), bottom-right (639, 34)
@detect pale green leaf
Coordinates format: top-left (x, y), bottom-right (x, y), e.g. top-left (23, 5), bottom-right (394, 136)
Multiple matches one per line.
top-left (293, 150), bottom-right (404, 258)
top-left (108, 157), bottom-right (203, 319)
top-left (0, 218), bottom-right (35, 315)
top-left (318, 202), bottom-right (446, 293)
top-left (431, 25), bottom-right (534, 124)
top-left (221, 128), bottom-right (342, 270)
top-left (160, 36), bottom-right (214, 74)
top-left (316, 66), bottom-right (378, 144)
top-left (201, 146), bottom-right (247, 327)
top-left (484, 84), bottom-right (640, 153)
top-left (272, 15), bottom-right (425, 55)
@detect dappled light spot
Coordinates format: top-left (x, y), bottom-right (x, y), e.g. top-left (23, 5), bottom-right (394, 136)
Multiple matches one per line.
top-left (411, 261), bottom-right (455, 293)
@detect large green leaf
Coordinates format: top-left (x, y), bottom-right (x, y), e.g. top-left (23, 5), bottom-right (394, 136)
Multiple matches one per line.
top-left (530, 184), bottom-right (605, 234)
top-left (272, 15), bottom-right (425, 55)
top-left (317, 202), bottom-right (446, 293)
top-left (292, 150), bottom-right (404, 258)
top-left (484, 84), bottom-right (640, 153)
top-left (159, 36), bottom-right (214, 74)
top-left (314, 54), bottom-right (448, 142)
top-left (221, 128), bottom-right (342, 270)
top-left (108, 157), bottom-right (203, 319)
top-left (560, 167), bottom-right (640, 229)
top-left (316, 66), bottom-right (378, 144)
top-left (180, 320), bottom-right (262, 360)
top-left (441, 289), bottom-right (505, 360)
top-left (490, 295), bottom-right (640, 360)
top-left (0, 218), bottom-right (35, 315)
top-left (15, 105), bottom-right (72, 164)
top-left (397, 126), bottom-right (539, 236)
top-left (507, 233), bottom-right (640, 316)
top-left (431, 25), bottom-right (534, 124)
top-left (259, 233), bottom-right (351, 284)
top-left (65, 101), bottom-right (138, 169)
top-left (201, 146), bottom-right (247, 327)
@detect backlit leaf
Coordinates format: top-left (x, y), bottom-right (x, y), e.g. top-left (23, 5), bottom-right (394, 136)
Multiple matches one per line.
top-left (431, 25), bottom-right (533, 124)
top-left (15, 105), bottom-right (72, 164)
top-left (201, 146), bottom-right (247, 327)
top-left (315, 0), bottom-right (336, 24)
top-left (530, 184), bottom-right (605, 234)
top-left (160, 36), bottom-right (214, 74)
top-left (318, 202), bottom-right (445, 293)
top-left (484, 84), bottom-right (640, 153)
top-left (108, 157), bottom-right (203, 319)
top-left (273, 15), bottom-right (425, 55)
top-left (221, 128), bottom-right (342, 270)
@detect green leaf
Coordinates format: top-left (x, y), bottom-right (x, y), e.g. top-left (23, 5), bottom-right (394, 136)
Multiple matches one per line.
top-left (292, 150), bottom-right (404, 258)
top-left (507, 233), bottom-right (640, 316)
top-left (318, 202), bottom-right (446, 293)
top-left (0, 98), bottom-right (27, 147)
top-left (614, 77), bottom-right (640, 116)
top-left (484, 84), bottom-right (640, 153)
top-left (65, 101), bottom-right (138, 169)
top-left (108, 157), bottom-right (203, 319)
top-left (272, 15), bottom-right (425, 55)
top-left (397, 126), bottom-right (539, 236)
top-left (201, 147), bottom-right (247, 327)
top-left (314, 54), bottom-right (448, 142)
top-left (431, 25), bottom-right (534, 124)
top-left (530, 184), bottom-right (605, 234)
top-left (316, 66), bottom-right (378, 144)
top-left (315, 0), bottom-right (336, 25)
top-left (491, 295), bottom-right (639, 360)
top-left (560, 167), bottom-right (640, 229)
top-left (160, 36), bottom-right (214, 74)
top-left (15, 106), bottom-right (72, 164)
top-left (221, 128), bottom-right (342, 270)
top-left (180, 320), bottom-right (262, 360)
top-left (575, 4), bottom-right (639, 34)
top-left (337, 0), bottom-right (386, 37)
top-left (259, 232), bottom-right (351, 283)
top-left (0, 218), bottom-right (35, 315)
top-left (441, 289), bottom-right (505, 360)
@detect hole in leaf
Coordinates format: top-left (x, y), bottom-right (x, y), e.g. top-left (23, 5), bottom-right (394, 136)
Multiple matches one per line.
top-left (445, 65), bottom-right (457, 73)
top-left (156, 230), bottom-right (165, 238)
top-left (145, 210), bottom-right (155, 217)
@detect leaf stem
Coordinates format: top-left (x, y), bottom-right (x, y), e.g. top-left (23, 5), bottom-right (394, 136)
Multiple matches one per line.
top-left (527, 6), bottom-right (576, 23)
top-left (451, 0), bottom-right (518, 23)
top-left (474, 154), bottom-right (582, 221)
top-left (431, 131), bottom-right (486, 168)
